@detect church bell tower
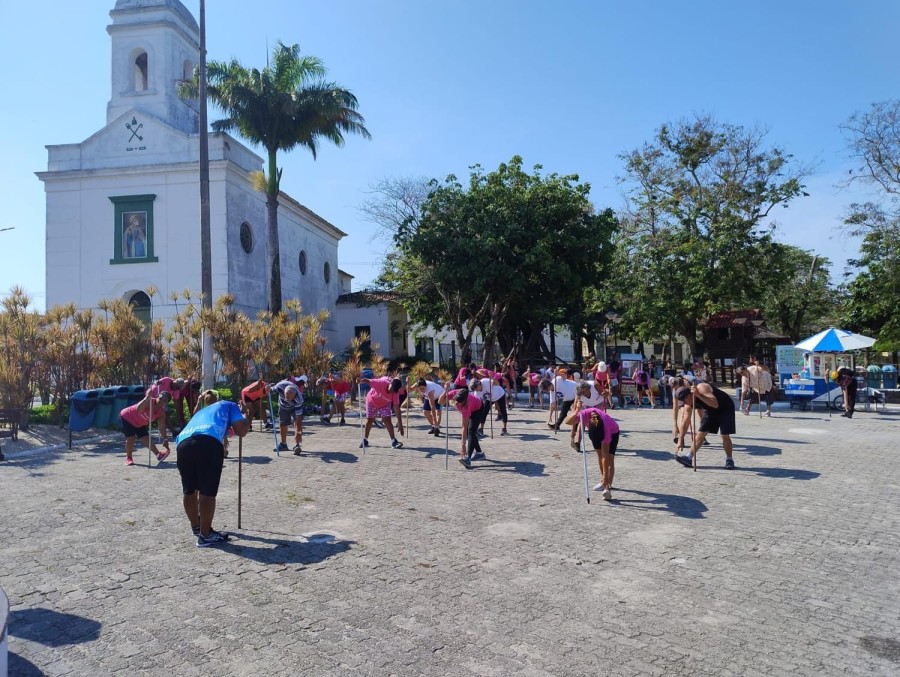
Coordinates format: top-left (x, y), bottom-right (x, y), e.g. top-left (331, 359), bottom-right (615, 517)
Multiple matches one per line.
top-left (106, 0), bottom-right (200, 134)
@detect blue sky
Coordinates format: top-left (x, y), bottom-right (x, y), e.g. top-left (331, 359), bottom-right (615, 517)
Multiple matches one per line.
top-left (1, 0), bottom-right (897, 311)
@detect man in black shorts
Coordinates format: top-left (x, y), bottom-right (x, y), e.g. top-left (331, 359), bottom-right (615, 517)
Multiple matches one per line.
top-left (674, 383), bottom-right (736, 469)
top-left (175, 399), bottom-right (250, 546)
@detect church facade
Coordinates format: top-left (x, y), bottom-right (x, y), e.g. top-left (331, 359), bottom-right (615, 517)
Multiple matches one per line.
top-left (37, 0), bottom-right (345, 342)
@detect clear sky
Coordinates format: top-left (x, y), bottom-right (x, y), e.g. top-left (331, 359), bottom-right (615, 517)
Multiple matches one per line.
top-left (1, 0), bottom-right (897, 311)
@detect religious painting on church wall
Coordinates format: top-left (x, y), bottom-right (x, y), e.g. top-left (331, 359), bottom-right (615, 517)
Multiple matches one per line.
top-left (109, 194), bottom-right (158, 265)
top-left (122, 211), bottom-right (147, 259)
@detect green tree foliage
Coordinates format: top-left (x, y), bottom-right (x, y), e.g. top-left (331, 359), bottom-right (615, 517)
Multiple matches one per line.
top-left (756, 245), bottom-right (837, 342)
top-left (840, 101), bottom-right (900, 351)
top-left (0, 288), bottom-right (45, 423)
top-left (841, 204), bottom-right (900, 350)
top-left (617, 115), bottom-right (809, 357)
top-left (180, 42), bottom-right (370, 314)
top-left (383, 157), bottom-right (615, 364)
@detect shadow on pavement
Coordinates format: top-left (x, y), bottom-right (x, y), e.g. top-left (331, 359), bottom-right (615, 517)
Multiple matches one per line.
top-left (7, 652), bottom-right (43, 677)
top-left (302, 451), bottom-right (358, 464)
top-left (222, 532), bottom-right (355, 566)
top-left (634, 449), bottom-right (674, 462)
top-left (232, 455), bottom-right (274, 465)
top-left (517, 433), bottom-right (557, 442)
top-left (737, 466), bottom-right (820, 480)
top-left (613, 488), bottom-right (707, 519)
top-left (10, 608), bottom-right (102, 647)
top-left (477, 458), bottom-right (547, 476)
top-left (734, 444), bottom-right (782, 456)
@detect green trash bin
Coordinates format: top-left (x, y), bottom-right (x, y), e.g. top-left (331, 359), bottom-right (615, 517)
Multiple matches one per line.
top-left (94, 387), bottom-right (117, 428)
top-left (110, 386), bottom-right (134, 428)
top-left (866, 364), bottom-right (882, 389)
top-left (882, 365), bottom-right (897, 389)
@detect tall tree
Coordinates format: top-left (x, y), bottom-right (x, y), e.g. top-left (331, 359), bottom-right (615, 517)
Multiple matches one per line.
top-left (181, 42), bottom-right (370, 313)
top-left (618, 115), bottom-right (809, 357)
top-left (384, 157), bottom-right (614, 364)
top-left (839, 101), bottom-right (900, 350)
top-left (756, 244), bottom-right (836, 342)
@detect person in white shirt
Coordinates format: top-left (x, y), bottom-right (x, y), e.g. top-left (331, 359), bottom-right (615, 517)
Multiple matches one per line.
top-left (569, 380), bottom-right (605, 450)
top-left (415, 378), bottom-right (445, 435)
top-left (549, 370), bottom-right (578, 432)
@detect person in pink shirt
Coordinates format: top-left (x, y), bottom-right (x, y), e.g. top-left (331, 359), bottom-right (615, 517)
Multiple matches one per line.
top-left (522, 369), bottom-right (542, 407)
top-left (592, 361), bottom-right (613, 410)
top-left (120, 391), bottom-right (172, 466)
top-left (565, 400), bottom-right (620, 501)
top-left (439, 384), bottom-right (488, 468)
top-left (454, 364), bottom-right (475, 388)
top-left (317, 374), bottom-right (351, 425)
top-left (358, 376), bottom-right (404, 449)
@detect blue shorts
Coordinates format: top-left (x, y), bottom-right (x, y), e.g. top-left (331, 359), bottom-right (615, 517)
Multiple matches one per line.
top-left (423, 400), bottom-right (442, 412)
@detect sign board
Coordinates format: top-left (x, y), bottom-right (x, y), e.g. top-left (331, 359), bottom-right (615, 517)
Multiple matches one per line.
top-left (776, 346), bottom-right (806, 376)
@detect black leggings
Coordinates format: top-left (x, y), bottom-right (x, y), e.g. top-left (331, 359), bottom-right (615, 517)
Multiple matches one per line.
top-left (555, 398), bottom-right (575, 430)
top-left (467, 403), bottom-right (487, 455)
top-left (494, 396), bottom-right (508, 424)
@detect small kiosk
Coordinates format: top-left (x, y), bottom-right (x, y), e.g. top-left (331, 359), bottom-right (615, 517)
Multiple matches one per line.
top-left (785, 328), bottom-right (876, 410)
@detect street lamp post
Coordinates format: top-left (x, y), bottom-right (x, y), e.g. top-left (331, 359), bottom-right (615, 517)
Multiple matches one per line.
top-left (604, 311), bottom-right (622, 361)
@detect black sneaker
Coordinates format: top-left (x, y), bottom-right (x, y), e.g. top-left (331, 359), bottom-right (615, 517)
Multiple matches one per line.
top-left (391, 439), bottom-right (404, 449)
top-left (277, 442), bottom-right (288, 452)
top-left (264, 422), bottom-right (273, 430)
top-left (196, 530), bottom-right (230, 548)
top-left (359, 438), bottom-right (369, 449)
top-left (471, 451), bottom-right (486, 460)
top-left (675, 454), bottom-right (693, 468)
top-left (433, 428), bottom-right (442, 437)
top-left (293, 445), bottom-right (302, 456)
top-left (725, 458), bottom-right (735, 470)
top-left (458, 456), bottom-right (472, 469)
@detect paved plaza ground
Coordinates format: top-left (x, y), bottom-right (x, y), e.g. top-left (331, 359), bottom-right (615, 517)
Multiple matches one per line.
top-left (2, 399), bottom-right (899, 676)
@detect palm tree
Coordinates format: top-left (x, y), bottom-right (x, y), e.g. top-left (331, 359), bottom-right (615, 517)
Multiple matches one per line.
top-left (181, 42), bottom-right (370, 314)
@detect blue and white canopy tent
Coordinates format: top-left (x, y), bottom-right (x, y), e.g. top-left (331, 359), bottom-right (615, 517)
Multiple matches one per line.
top-left (794, 327), bottom-right (876, 353)
top-left (786, 328), bottom-right (877, 410)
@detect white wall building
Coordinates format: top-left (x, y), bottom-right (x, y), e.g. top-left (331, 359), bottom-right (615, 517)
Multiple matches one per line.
top-left (37, 0), bottom-right (344, 341)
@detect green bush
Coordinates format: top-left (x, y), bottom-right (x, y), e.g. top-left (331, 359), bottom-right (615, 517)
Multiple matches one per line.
top-left (30, 404), bottom-right (62, 425)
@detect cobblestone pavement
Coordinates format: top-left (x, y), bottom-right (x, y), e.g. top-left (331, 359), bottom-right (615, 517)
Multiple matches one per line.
top-left (2, 401), bottom-right (900, 676)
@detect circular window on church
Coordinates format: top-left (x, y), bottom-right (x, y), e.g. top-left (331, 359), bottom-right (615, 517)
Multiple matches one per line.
top-left (324, 261), bottom-right (331, 284)
top-left (299, 250), bottom-right (307, 275)
top-left (240, 222), bottom-right (253, 253)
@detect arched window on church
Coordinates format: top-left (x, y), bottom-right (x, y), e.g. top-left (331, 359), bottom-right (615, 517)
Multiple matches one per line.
top-left (128, 290), bottom-right (152, 336)
top-left (183, 59), bottom-right (194, 82)
top-left (134, 51), bottom-right (148, 91)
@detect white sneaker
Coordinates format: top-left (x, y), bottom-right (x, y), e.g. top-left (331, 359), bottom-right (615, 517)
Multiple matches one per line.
top-left (602, 487), bottom-right (612, 501)
top-left (593, 483), bottom-right (605, 491)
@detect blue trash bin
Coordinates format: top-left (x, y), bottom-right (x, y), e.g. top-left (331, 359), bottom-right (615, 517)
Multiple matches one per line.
top-left (69, 390), bottom-right (99, 432)
top-left (94, 388), bottom-right (117, 428)
top-left (882, 365), bottom-right (897, 389)
top-left (130, 384), bottom-right (147, 403)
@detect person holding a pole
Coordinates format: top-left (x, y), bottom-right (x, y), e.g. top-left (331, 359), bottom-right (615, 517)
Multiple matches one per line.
top-left (416, 378), bottom-right (445, 436)
top-left (673, 382), bottom-right (737, 470)
top-left (439, 385), bottom-right (488, 468)
top-left (120, 391), bottom-right (172, 466)
top-left (565, 399), bottom-right (619, 501)
top-left (550, 369), bottom-right (578, 432)
top-left (317, 374), bottom-right (351, 425)
top-left (358, 376), bottom-right (405, 449)
top-left (476, 368), bottom-right (509, 436)
top-left (175, 400), bottom-right (249, 547)
top-left (271, 380), bottom-right (304, 455)
top-left (570, 380), bottom-right (605, 451)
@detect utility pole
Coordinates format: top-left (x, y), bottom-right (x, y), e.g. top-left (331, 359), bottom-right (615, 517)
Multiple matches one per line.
top-left (199, 0), bottom-right (214, 389)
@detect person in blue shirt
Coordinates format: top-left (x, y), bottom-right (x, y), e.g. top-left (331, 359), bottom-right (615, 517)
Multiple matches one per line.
top-left (175, 398), bottom-right (249, 547)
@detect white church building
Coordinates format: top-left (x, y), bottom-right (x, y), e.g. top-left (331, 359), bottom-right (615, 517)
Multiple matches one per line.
top-left (37, 0), bottom-right (346, 343)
